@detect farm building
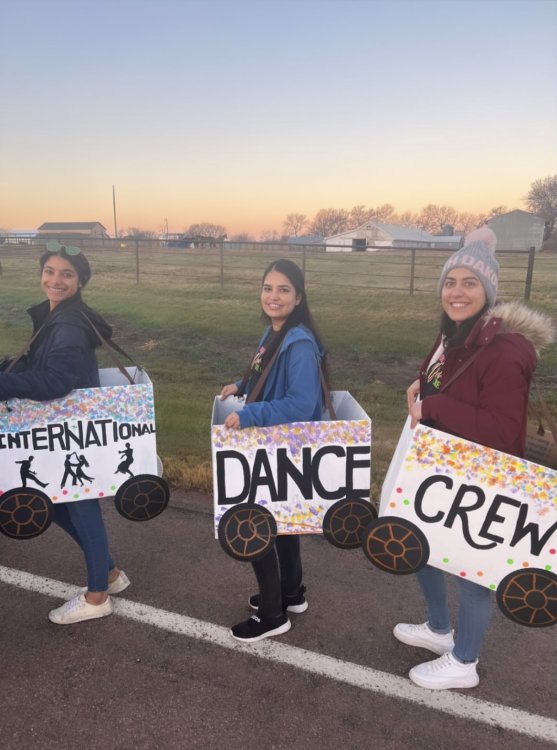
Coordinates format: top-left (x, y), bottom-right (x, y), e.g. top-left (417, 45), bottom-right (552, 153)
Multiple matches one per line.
top-left (0, 229), bottom-right (36, 244)
top-left (487, 210), bottom-right (546, 251)
top-left (325, 221), bottom-right (462, 252)
top-left (287, 235), bottom-right (324, 245)
top-left (36, 221), bottom-right (109, 240)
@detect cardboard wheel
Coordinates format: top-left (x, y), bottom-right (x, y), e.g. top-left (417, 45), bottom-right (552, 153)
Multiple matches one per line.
top-left (362, 515), bottom-right (429, 574)
top-left (218, 505), bottom-right (277, 562)
top-left (322, 499), bottom-right (377, 549)
top-left (496, 568), bottom-right (557, 628)
top-left (114, 475), bottom-right (169, 522)
top-left (0, 488), bottom-right (53, 540)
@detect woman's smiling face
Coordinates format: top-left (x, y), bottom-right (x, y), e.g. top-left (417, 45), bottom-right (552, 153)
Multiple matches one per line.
top-left (260, 269), bottom-right (301, 330)
top-left (41, 255), bottom-right (80, 309)
top-left (441, 267), bottom-right (487, 325)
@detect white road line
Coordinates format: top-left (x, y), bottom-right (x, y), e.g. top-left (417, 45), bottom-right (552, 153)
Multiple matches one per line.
top-left (1, 564), bottom-right (556, 744)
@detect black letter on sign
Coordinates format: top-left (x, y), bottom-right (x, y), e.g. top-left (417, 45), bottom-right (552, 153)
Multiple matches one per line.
top-left (216, 451), bottom-right (250, 506)
top-left (478, 494), bottom-right (521, 545)
top-left (276, 447), bottom-right (312, 501)
top-left (312, 446), bottom-right (346, 500)
top-left (445, 483), bottom-right (494, 550)
top-left (415, 475), bottom-right (452, 523)
top-left (248, 449), bottom-right (278, 503)
top-left (510, 504), bottom-right (557, 556)
top-left (345, 446), bottom-right (371, 500)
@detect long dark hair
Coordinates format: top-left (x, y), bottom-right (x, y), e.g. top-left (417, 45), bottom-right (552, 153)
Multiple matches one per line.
top-left (440, 303), bottom-right (489, 349)
top-left (261, 258), bottom-right (330, 386)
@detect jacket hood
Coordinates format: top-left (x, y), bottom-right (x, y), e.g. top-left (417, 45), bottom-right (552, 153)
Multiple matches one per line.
top-left (278, 323), bottom-right (324, 358)
top-left (484, 301), bottom-right (556, 356)
top-left (28, 293), bottom-right (113, 347)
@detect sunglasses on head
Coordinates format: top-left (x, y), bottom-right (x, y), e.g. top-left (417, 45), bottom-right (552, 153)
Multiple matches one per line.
top-left (46, 240), bottom-right (81, 256)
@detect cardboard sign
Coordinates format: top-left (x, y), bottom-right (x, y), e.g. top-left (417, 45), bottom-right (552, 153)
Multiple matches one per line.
top-left (0, 368), bottom-right (159, 504)
top-left (380, 420), bottom-right (557, 590)
top-left (211, 391), bottom-right (372, 536)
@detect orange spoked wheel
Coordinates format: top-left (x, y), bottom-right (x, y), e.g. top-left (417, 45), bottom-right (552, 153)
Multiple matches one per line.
top-left (114, 475), bottom-right (170, 522)
top-left (362, 516), bottom-right (429, 574)
top-left (218, 505), bottom-right (277, 562)
top-left (322, 499), bottom-right (377, 549)
top-left (496, 568), bottom-right (557, 628)
top-left (0, 488), bottom-right (53, 539)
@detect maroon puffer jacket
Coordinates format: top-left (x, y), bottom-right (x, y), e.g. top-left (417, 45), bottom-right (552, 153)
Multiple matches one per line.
top-left (420, 301), bottom-right (555, 456)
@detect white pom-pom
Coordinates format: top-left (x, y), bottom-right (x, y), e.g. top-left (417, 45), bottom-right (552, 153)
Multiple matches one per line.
top-left (464, 225), bottom-right (497, 252)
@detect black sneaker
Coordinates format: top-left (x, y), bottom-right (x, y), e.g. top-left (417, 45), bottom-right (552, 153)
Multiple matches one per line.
top-left (230, 613), bottom-right (291, 642)
top-left (248, 585), bottom-right (308, 614)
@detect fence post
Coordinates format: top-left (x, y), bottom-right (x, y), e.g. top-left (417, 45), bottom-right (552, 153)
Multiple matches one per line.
top-left (302, 246), bottom-right (306, 275)
top-left (409, 248), bottom-right (416, 295)
top-left (524, 247), bottom-right (535, 301)
top-left (135, 240), bottom-right (140, 284)
top-left (220, 242), bottom-right (224, 288)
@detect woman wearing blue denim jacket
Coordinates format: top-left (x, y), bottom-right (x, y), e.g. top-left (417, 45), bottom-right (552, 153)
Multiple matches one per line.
top-left (0, 244), bottom-right (129, 625)
top-left (220, 258), bottom-right (328, 643)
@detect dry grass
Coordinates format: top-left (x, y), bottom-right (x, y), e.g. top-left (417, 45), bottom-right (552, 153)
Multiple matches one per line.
top-left (0, 243), bottom-right (555, 499)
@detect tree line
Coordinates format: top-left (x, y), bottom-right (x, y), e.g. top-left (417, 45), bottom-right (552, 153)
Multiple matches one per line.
top-left (222, 174), bottom-right (556, 244)
top-left (3, 175), bottom-right (554, 245)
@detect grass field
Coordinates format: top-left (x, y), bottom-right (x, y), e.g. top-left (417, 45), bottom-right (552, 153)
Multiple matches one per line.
top-left (1, 244), bottom-right (555, 501)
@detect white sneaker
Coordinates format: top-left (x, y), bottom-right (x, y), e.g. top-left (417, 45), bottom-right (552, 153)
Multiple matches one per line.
top-left (107, 570), bottom-right (130, 594)
top-left (77, 571), bottom-right (130, 598)
top-left (49, 594), bottom-right (113, 625)
top-left (409, 651), bottom-right (479, 690)
top-left (393, 622), bottom-right (454, 655)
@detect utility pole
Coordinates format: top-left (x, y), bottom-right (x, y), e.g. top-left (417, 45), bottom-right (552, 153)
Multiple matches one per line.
top-left (112, 185), bottom-right (119, 239)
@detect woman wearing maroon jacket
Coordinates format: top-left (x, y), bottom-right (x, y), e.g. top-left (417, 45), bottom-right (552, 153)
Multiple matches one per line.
top-left (393, 226), bottom-right (555, 691)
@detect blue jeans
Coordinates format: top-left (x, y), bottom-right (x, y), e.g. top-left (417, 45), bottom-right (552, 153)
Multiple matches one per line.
top-left (417, 565), bottom-right (492, 662)
top-left (52, 499), bottom-right (116, 592)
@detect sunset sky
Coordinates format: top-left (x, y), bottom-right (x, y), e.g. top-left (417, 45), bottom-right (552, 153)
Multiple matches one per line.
top-left (1, 0), bottom-right (556, 237)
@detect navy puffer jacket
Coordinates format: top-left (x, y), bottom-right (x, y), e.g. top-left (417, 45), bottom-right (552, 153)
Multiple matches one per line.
top-left (0, 292), bottom-right (112, 402)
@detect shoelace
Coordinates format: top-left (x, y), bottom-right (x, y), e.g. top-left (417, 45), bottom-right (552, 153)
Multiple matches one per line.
top-left (61, 596), bottom-right (85, 613)
top-left (424, 653), bottom-right (473, 673)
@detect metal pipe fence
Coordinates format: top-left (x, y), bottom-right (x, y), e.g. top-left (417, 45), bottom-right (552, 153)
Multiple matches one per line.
top-left (0, 236), bottom-right (537, 300)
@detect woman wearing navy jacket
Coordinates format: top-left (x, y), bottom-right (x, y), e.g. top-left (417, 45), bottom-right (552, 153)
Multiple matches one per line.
top-left (220, 258), bottom-right (327, 642)
top-left (0, 244), bottom-right (129, 624)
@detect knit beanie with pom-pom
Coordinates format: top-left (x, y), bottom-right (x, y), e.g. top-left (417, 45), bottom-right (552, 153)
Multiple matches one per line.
top-left (438, 225), bottom-right (499, 307)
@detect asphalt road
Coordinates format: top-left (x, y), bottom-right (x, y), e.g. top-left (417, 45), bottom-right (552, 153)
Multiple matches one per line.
top-left (0, 490), bottom-right (555, 750)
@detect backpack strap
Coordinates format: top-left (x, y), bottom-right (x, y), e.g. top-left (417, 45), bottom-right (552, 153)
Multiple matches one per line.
top-left (80, 312), bottom-right (139, 385)
top-left (438, 348), bottom-right (483, 392)
top-left (246, 349), bottom-right (336, 420)
top-left (4, 324), bottom-right (46, 374)
top-left (244, 348), bottom-right (281, 404)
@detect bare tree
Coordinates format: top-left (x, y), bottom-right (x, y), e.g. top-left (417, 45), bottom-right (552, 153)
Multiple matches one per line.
top-left (416, 205), bottom-right (459, 234)
top-left (525, 175), bottom-right (557, 237)
top-left (185, 222), bottom-right (227, 239)
top-left (370, 203), bottom-right (397, 224)
top-left (310, 208), bottom-right (350, 238)
top-left (259, 229), bottom-right (286, 242)
top-left (348, 205), bottom-right (374, 227)
top-left (283, 213), bottom-right (307, 237)
top-left (456, 212), bottom-right (482, 235)
top-left (126, 227), bottom-right (157, 239)
top-left (474, 206), bottom-right (507, 226)
top-left (397, 211), bottom-right (420, 227)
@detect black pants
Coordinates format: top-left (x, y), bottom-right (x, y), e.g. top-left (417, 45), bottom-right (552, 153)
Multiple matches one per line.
top-left (251, 534), bottom-right (302, 620)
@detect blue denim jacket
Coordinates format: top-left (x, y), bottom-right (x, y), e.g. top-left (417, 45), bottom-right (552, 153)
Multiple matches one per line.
top-left (238, 324), bottom-right (323, 428)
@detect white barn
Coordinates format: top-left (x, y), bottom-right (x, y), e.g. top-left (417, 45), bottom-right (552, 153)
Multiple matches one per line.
top-left (37, 222), bottom-right (109, 240)
top-left (325, 221), bottom-right (462, 252)
top-left (487, 210), bottom-right (546, 251)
